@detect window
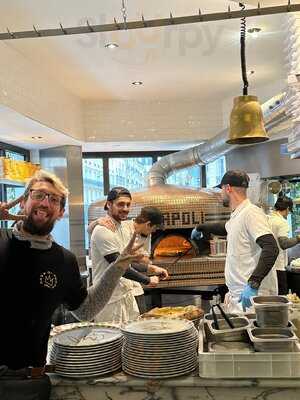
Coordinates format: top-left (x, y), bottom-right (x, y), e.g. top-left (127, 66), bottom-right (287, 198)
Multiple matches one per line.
top-left (0, 144), bottom-right (29, 229)
top-left (109, 158), bottom-right (152, 191)
top-left (287, 182), bottom-right (300, 236)
top-left (5, 150), bottom-right (25, 161)
top-left (82, 159), bottom-right (104, 248)
top-left (167, 165), bottom-right (201, 188)
top-left (5, 186), bottom-right (24, 228)
top-left (205, 156), bottom-right (226, 188)
top-left (82, 151), bottom-right (202, 249)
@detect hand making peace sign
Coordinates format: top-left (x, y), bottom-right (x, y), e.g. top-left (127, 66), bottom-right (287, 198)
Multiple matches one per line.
top-left (0, 195), bottom-right (26, 221)
top-left (113, 232), bottom-right (145, 271)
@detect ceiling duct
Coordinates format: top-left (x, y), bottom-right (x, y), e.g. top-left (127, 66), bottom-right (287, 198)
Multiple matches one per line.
top-left (148, 92), bottom-right (290, 187)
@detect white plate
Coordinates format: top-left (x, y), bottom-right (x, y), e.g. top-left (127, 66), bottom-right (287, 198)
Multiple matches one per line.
top-left (51, 355), bottom-right (121, 367)
top-left (55, 365), bottom-right (121, 378)
top-left (122, 318), bottom-right (193, 335)
top-left (52, 340), bottom-right (123, 353)
top-left (122, 364), bottom-right (197, 379)
top-left (53, 360), bottom-right (122, 372)
top-left (54, 326), bottom-right (122, 347)
top-left (122, 358), bottom-right (197, 370)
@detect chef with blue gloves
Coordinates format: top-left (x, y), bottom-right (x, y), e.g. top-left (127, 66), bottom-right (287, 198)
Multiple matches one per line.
top-left (194, 170), bottom-right (279, 313)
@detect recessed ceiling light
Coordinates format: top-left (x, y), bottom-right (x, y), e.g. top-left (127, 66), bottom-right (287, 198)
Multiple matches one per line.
top-left (105, 43), bottom-right (118, 49)
top-left (31, 136), bottom-right (43, 140)
top-left (132, 81), bottom-right (143, 86)
top-left (247, 27), bottom-right (262, 38)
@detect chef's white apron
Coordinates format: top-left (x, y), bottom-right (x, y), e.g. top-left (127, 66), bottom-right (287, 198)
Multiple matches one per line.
top-left (224, 200), bottom-right (278, 313)
top-left (93, 290), bottom-right (140, 326)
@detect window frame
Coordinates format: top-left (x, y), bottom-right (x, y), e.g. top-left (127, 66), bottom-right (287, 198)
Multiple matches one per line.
top-left (0, 142), bottom-right (29, 228)
top-left (83, 150), bottom-right (202, 194)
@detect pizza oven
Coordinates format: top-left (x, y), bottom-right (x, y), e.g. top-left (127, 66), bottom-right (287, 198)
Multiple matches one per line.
top-left (89, 184), bottom-right (229, 288)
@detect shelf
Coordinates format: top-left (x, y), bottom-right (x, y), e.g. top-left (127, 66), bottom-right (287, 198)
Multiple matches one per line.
top-left (0, 178), bottom-right (25, 187)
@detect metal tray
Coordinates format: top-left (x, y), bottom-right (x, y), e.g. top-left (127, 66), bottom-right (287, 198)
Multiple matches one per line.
top-left (248, 327), bottom-right (298, 352)
top-left (208, 341), bottom-right (253, 353)
top-left (251, 296), bottom-right (290, 307)
top-left (251, 296), bottom-right (291, 327)
top-left (203, 313), bottom-right (238, 323)
top-left (252, 320), bottom-right (295, 330)
top-left (207, 317), bottom-right (250, 342)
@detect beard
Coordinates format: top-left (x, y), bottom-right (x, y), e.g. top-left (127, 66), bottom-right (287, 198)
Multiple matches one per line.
top-left (222, 194), bottom-right (230, 208)
top-left (23, 211), bottom-right (55, 236)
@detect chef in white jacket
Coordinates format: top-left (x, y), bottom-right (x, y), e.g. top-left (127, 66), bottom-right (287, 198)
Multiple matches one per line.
top-left (89, 187), bottom-right (168, 325)
top-left (194, 170), bottom-right (279, 313)
top-left (268, 196), bottom-right (300, 295)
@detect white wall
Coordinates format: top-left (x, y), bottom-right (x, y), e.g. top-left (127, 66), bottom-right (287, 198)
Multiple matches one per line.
top-left (83, 99), bottom-right (224, 142)
top-left (0, 42), bottom-right (84, 141)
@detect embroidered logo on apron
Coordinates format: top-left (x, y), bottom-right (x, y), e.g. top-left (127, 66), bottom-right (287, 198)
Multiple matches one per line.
top-left (40, 271), bottom-right (57, 289)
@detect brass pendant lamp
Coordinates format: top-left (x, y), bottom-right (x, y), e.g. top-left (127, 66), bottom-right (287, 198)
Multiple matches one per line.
top-left (226, 3), bottom-right (269, 145)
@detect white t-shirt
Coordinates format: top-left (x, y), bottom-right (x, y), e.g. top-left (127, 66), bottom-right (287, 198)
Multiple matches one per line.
top-left (268, 211), bottom-right (289, 271)
top-left (90, 219), bottom-right (150, 303)
top-left (225, 199), bottom-right (278, 304)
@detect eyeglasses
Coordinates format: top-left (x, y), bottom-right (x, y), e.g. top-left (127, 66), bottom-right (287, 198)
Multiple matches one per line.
top-left (29, 189), bottom-right (62, 206)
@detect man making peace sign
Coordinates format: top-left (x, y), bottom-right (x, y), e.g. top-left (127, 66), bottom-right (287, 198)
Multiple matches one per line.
top-left (0, 170), bottom-right (142, 400)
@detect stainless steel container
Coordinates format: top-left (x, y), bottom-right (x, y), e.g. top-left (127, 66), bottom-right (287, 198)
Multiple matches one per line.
top-left (247, 327), bottom-right (298, 352)
top-left (204, 313), bottom-right (238, 323)
top-left (252, 320), bottom-right (295, 330)
top-left (207, 317), bottom-right (251, 342)
top-left (251, 296), bottom-right (291, 328)
top-left (208, 341), bottom-right (253, 353)
top-left (209, 238), bottom-right (227, 257)
top-left (204, 313), bottom-right (238, 342)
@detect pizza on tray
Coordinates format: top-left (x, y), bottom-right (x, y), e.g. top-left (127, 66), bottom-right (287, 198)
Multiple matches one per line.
top-left (141, 305), bottom-right (204, 320)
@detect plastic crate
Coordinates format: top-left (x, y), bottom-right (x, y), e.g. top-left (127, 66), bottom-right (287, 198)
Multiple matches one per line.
top-left (199, 350), bottom-right (300, 378)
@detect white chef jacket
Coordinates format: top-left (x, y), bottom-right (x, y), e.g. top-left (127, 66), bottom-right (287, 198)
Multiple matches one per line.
top-left (224, 199), bottom-right (278, 313)
top-left (90, 219), bottom-right (150, 325)
top-left (268, 211), bottom-right (289, 271)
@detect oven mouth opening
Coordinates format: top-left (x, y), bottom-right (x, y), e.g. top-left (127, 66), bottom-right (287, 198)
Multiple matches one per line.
top-left (152, 232), bottom-right (198, 258)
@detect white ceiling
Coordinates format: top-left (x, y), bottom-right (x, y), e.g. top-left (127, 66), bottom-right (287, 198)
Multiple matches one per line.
top-left (0, 0), bottom-right (290, 150)
top-left (0, 104), bottom-right (204, 151)
top-left (0, 105), bottom-right (81, 149)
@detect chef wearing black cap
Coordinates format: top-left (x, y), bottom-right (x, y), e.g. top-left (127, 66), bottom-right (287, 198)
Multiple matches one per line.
top-left (89, 187), bottom-right (168, 324)
top-left (194, 170), bottom-right (279, 312)
top-left (268, 195), bottom-right (300, 294)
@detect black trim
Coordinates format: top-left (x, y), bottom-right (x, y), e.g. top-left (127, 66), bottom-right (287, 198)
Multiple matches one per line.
top-left (83, 151), bottom-right (174, 158)
top-left (0, 141), bottom-right (30, 160)
top-left (103, 158), bottom-right (110, 195)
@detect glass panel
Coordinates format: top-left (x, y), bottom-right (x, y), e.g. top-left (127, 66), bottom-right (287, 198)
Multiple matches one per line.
top-left (109, 157), bottom-right (152, 190)
top-left (5, 186), bottom-right (24, 228)
top-left (288, 182), bottom-right (300, 236)
top-left (82, 159), bottom-right (104, 248)
top-left (166, 165), bottom-right (200, 188)
top-left (205, 156), bottom-right (226, 188)
top-left (5, 150), bottom-right (25, 161)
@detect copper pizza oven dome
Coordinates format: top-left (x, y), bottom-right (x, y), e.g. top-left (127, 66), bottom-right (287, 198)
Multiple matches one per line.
top-left (88, 184), bottom-right (229, 231)
top-left (88, 184), bottom-right (229, 288)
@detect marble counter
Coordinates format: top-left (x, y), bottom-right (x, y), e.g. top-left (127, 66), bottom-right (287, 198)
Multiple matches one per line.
top-left (50, 370), bottom-right (300, 400)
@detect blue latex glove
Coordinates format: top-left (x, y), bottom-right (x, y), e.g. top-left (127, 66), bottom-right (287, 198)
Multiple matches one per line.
top-left (191, 228), bottom-right (203, 241)
top-left (239, 284), bottom-right (258, 311)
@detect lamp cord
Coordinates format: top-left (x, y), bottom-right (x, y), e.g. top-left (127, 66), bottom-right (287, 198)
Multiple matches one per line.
top-left (239, 3), bottom-right (248, 96)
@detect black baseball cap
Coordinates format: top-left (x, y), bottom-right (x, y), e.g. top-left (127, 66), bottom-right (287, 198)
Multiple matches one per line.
top-left (216, 170), bottom-right (250, 189)
top-left (275, 196), bottom-right (293, 212)
top-left (137, 206), bottom-right (164, 229)
top-left (104, 187), bottom-right (132, 210)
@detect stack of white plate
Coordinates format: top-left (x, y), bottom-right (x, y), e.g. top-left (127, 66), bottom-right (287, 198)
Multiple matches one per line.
top-left (121, 318), bottom-right (198, 378)
top-left (50, 324), bottom-right (123, 378)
